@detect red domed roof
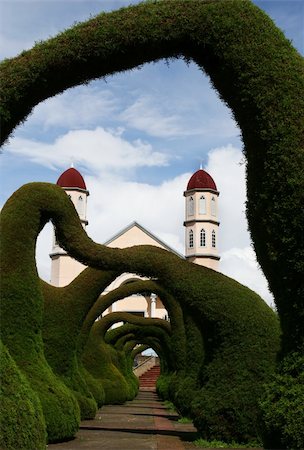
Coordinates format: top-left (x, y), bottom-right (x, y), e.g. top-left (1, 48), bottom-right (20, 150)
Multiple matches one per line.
top-left (187, 169), bottom-right (217, 191)
top-left (56, 167), bottom-right (86, 190)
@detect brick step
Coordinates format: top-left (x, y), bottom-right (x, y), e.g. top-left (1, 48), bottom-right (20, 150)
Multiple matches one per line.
top-left (139, 365), bottom-right (161, 388)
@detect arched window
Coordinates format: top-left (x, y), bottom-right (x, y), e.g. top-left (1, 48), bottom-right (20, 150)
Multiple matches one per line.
top-left (188, 196), bottom-right (194, 216)
top-left (212, 230), bottom-right (216, 248)
top-left (199, 195), bottom-right (206, 214)
top-left (200, 229), bottom-right (206, 247)
top-left (211, 196), bottom-right (216, 216)
top-left (189, 229), bottom-right (194, 248)
top-left (78, 195), bottom-right (84, 216)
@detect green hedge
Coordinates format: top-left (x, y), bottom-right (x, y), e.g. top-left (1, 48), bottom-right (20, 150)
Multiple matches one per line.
top-left (0, 185), bottom-right (81, 443)
top-left (81, 279), bottom-right (187, 372)
top-left (1, 7), bottom-right (303, 442)
top-left (41, 269), bottom-right (117, 419)
top-left (1, 183), bottom-right (282, 444)
top-left (0, 341), bottom-right (46, 450)
top-left (1, 0), bottom-right (303, 357)
top-left (82, 322), bottom-right (130, 404)
top-left (260, 352), bottom-right (304, 449)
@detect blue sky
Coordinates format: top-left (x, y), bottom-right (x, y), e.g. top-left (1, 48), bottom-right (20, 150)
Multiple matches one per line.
top-left (0, 0), bottom-right (303, 305)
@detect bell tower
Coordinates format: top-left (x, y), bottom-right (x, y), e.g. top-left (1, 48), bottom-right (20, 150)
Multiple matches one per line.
top-left (50, 166), bottom-right (89, 286)
top-left (184, 167), bottom-right (220, 270)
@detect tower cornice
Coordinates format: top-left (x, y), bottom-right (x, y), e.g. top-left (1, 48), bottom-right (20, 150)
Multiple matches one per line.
top-left (186, 254), bottom-right (221, 261)
top-left (62, 187), bottom-right (90, 196)
top-left (184, 219), bottom-right (220, 226)
top-left (184, 188), bottom-right (219, 197)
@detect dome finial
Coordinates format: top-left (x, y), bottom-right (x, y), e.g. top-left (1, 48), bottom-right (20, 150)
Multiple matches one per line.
top-left (200, 160), bottom-right (203, 170)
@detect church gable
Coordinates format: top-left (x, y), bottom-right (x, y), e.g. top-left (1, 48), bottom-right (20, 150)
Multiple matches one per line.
top-left (104, 221), bottom-right (183, 258)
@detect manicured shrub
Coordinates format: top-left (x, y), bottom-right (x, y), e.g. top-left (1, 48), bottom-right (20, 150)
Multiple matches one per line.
top-left (79, 365), bottom-right (106, 408)
top-left (3, 0), bottom-right (301, 436)
top-left (82, 323), bottom-right (129, 404)
top-left (1, 7), bottom-right (303, 443)
top-left (1, 0), bottom-right (302, 360)
top-left (157, 373), bottom-right (174, 400)
top-left (0, 186), bottom-right (81, 443)
top-left (1, 183), bottom-right (282, 443)
top-left (260, 352), bottom-right (304, 449)
top-left (0, 341), bottom-right (46, 450)
top-left (41, 269), bottom-right (117, 419)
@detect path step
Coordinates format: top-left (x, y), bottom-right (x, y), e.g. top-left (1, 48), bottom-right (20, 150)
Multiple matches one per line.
top-left (139, 365), bottom-right (160, 390)
top-left (47, 390), bottom-right (200, 450)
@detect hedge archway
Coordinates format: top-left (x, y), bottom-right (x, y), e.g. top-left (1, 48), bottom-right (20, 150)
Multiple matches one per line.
top-left (1, 0), bottom-right (303, 446)
top-left (1, 1), bottom-right (303, 356)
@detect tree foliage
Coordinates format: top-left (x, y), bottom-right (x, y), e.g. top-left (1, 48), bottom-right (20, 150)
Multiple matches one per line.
top-left (1, 0), bottom-right (303, 447)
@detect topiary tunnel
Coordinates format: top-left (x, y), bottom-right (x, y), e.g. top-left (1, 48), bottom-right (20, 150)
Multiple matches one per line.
top-left (0, 0), bottom-right (303, 448)
top-left (1, 182), bottom-right (281, 446)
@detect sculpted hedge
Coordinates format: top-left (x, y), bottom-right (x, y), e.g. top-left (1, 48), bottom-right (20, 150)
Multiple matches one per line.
top-left (1, 0), bottom-right (303, 447)
top-left (0, 183), bottom-right (281, 445)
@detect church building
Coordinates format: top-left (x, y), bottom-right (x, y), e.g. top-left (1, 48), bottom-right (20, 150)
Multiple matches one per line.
top-left (49, 166), bottom-right (220, 320)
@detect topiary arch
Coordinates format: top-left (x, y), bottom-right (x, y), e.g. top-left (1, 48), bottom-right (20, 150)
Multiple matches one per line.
top-left (1, 0), bottom-right (303, 356)
top-left (0, 182), bottom-right (280, 444)
top-left (0, 0), bottom-right (303, 447)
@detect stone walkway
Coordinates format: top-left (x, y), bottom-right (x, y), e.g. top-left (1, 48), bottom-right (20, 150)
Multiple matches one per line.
top-left (48, 389), bottom-right (199, 450)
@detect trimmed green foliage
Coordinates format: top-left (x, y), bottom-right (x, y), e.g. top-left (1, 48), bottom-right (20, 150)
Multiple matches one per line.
top-left (79, 365), bottom-right (105, 408)
top-left (0, 0), bottom-right (303, 359)
top-left (130, 344), bottom-right (149, 361)
top-left (1, 183), bottom-right (281, 443)
top-left (97, 312), bottom-right (171, 340)
top-left (106, 322), bottom-right (174, 372)
top-left (41, 269), bottom-right (117, 419)
top-left (107, 345), bottom-right (139, 400)
top-left (1, 4), bottom-right (301, 441)
top-left (81, 279), bottom-right (187, 372)
top-left (157, 373), bottom-right (175, 400)
top-left (260, 352), bottom-right (304, 449)
top-left (82, 323), bottom-right (130, 404)
top-left (169, 312), bottom-right (205, 417)
top-left (0, 341), bottom-right (46, 450)
top-left (83, 314), bottom-right (171, 404)
top-left (0, 185), bottom-right (81, 443)
top-left (194, 438), bottom-right (260, 448)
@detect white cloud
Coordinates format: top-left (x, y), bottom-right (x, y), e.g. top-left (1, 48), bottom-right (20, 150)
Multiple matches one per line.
top-left (27, 87), bottom-right (118, 129)
top-left (4, 127), bottom-right (169, 174)
top-left (206, 144), bottom-right (273, 305)
top-left (85, 172), bottom-right (189, 249)
top-left (36, 223), bottom-right (53, 282)
top-left (220, 246), bottom-right (274, 307)
top-left (120, 95), bottom-right (188, 138)
top-left (119, 93), bottom-right (239, 140)
top-left (205, 144), bottom-right (248, 251)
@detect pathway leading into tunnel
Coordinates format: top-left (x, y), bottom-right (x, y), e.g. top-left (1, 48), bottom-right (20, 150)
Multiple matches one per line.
top-left (48, 389), bottom-right (199, 450)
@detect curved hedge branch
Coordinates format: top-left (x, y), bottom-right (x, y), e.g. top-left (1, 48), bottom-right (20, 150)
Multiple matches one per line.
top-left (81, 280), bottom-right (179, 342)
top-left (0, 1), bottom-right (303, 357)
top-left (80, 278), bottom-right (187, 371)
top-left (130, 344), bottom-right (149, 360)
top-left (1, 182), bottom-right (281, 442)
top-left (96, 312), bottom-right (171, 340)
top-left (41, 268), bottom-right (118, 419)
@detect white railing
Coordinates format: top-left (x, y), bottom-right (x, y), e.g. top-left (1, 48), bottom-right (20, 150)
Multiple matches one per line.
top-left (133, 356), bottom-right (157, 377)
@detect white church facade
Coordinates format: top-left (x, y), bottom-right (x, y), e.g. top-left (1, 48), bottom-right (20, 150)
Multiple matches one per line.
top-left (49, 166), bottom-right (220, 320)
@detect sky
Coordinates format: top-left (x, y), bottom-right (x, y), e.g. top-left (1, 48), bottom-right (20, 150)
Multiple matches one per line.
top-left (0, 0), bottom-right (303, 308)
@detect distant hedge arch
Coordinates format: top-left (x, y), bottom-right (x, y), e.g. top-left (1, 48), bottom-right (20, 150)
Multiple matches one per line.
top-left (1, 0), bottom-right (303, 446)
top-left (1, 0), bottom-right (303, 356)
top-left (0, 183), bottom-right (280, 444)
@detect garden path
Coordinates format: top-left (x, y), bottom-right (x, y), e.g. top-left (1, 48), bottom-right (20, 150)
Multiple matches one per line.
top-left (48, 388), bottom-right (199, 450)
